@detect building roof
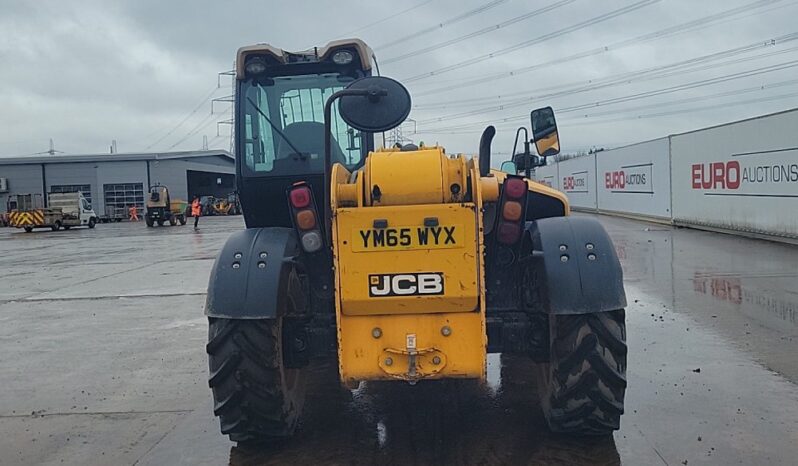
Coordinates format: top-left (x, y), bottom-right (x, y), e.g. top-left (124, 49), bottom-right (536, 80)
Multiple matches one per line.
top-left (0, 150), bottom-right (234, 166)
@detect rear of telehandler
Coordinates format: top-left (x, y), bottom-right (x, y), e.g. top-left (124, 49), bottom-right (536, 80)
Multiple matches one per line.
top-left (205, 39), bottom-right (627, 442)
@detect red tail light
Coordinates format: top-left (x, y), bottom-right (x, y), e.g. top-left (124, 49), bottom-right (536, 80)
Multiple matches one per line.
top-left (503, 177), bottom-right (526, 199)
top-left (289, 186), bottom-right (311, 208)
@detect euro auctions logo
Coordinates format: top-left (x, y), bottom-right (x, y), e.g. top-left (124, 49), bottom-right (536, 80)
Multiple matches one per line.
top-left (604, 163), bottom-right (653, 193)
top-left (562, 171), bottom-right (588, 192)
top-left (691, 154), bottom-right (798, 195)
top-left (691, 161), bottom-right (741, 190)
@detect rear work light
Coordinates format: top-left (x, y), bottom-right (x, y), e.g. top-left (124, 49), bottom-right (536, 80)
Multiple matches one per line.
top-left (300, 231), bottom-right (323, 252)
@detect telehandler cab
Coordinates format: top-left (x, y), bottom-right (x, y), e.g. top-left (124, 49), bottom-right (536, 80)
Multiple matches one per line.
top-left (206, 39), bottom-right (627, 442)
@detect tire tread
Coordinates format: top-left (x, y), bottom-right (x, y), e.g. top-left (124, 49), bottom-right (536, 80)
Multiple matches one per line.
top-left (542, 309), bottom-right (627, 435)
top-left (207, 317), bottom-right (300, 442)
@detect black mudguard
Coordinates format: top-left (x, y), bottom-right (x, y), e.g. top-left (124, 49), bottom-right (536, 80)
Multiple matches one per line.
top-left (526, 216), bottom-right (626, 314)
top-left (205, 227), bottom-right (304, 319)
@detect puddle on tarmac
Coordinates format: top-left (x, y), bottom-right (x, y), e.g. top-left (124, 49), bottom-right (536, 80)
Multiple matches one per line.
top-left (226, 357), bottom-right (620, 466)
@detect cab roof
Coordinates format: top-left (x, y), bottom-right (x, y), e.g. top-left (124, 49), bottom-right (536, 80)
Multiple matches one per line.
top-left (235, 38), bottom-right (374, 78)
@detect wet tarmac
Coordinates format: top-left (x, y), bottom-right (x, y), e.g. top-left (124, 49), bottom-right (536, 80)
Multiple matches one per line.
top-left (0, 215), bottom-right (797, 465)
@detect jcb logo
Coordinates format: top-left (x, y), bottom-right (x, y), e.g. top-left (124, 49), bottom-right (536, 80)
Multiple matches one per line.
top-left (368, 273), bottom-right (444, 297)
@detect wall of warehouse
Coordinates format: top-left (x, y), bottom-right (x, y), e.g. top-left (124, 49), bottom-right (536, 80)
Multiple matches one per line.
top-left (45, 162), bottom-right (100, 209)
top-left (533, 107), bottom-right (798, 243)
top-left (1, 154), bottom-right (235, 215)
top-left (0, 164), bottom-right (43, 210)
top-left (152, 157), bottom-right (235, 201)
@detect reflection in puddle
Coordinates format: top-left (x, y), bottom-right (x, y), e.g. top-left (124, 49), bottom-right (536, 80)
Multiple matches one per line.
top-left (485, 352), bottom-right (501, 394)
top-left (376, 420), bottom-right (387, 448)
top-left (692, 271), bottom-right (797, 324)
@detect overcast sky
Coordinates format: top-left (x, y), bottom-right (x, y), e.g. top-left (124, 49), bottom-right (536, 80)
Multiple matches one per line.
top-left (2, 0), bottom-right (798, 159)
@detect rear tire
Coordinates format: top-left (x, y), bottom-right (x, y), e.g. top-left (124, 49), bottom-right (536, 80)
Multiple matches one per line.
top-left (540, 310), bottom-right (627, 435)
top-left (24, 227), bottom-right (33, 233)
top-left (157, 219), bottom-right (165, 227)
top-left (207, 317), bottom-right (306, 442)
top-left (145, 217), bottom-right (154, 227)
top-left (169, 217), bottom-right (177, 226)
top-left (179, 216), bottom-right (187, 226)
top-left (51, 221), bottom-right (61, 231)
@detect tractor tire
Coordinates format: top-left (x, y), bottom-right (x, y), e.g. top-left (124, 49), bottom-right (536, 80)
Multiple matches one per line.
top-left (207, 317), bottom-right (306, 443)
top-left (51, 221), bottom-right (62, 232)
top-left (88, 218), bottom-right (96, 229)
top-left (145, 217), bottom-right (154, 227)
top-left (539, 310), bottom-right (627, 436)
top-left (157, 219), bottom-right (165, 227)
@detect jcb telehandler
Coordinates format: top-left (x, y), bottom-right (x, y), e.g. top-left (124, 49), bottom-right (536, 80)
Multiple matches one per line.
top-left (206, 39), bottom-right (627, 442)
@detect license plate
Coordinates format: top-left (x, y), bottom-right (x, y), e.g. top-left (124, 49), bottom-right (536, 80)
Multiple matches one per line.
top-left (351, 225), bottom-right (463, 252)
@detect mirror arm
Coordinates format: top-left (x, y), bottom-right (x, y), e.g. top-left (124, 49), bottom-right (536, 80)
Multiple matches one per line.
top-left (511, 126), bottom-right (528, 163)
top-left (323, 88), bottom-right (374, 242)
top-left (524, 139), bottom-right (533, 179)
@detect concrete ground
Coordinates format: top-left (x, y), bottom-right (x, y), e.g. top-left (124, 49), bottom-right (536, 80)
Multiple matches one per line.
top-left (0, 214), bottom-right (796, 465)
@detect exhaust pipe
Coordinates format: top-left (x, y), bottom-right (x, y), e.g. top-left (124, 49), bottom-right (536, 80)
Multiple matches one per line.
top-left (479, 125), bottom-right (496, 177)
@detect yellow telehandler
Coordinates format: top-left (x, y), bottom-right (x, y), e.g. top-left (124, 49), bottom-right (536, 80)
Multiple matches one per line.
top-left (205, 39), bottom-right (627, 442)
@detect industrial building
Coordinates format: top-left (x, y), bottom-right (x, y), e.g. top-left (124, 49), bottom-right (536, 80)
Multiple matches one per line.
top-left (0, 150), bottom-right (235, 213)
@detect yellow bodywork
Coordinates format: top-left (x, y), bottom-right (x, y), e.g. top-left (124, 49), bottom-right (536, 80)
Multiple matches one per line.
top-left (329, 146), bottom-right (565, 385)
top-left (331, 147), bottom-right (494, 384)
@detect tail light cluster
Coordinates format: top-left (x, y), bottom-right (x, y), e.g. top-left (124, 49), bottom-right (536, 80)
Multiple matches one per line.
top-left (288, 183), bottom-right (324, 253)
top-left (496, 176), bottom-right (528, 245)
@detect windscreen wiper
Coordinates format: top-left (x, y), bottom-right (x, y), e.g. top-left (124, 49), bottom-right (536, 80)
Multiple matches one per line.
top-left (246, 96), bottom-right (305, 157)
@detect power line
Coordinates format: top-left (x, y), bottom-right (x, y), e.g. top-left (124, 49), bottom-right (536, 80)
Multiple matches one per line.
top-left (143, 85), bottom-right (220, 150)
top-left (165, 109), bottom-right (225, 151)
top-left (417, 58), bottom-right (798, 133)
top-left (565, 89), bottom-right (798, 127)
top-left (414, 35), bottom-right (798, 122)
top-left (436, 77), bottom-right (798, 134)
top-left (412, 0), bottom-right (789, 96)
top-left (400, 0), bottom-right (660, 82)
top-left (380, 0), bottom-right (576, 65)
top-left (414, 38), bottom-right (797, 110)
top-left (338, 0), bottom-right (435, 37)
top-left (374, 0), bottom-right (509, 51)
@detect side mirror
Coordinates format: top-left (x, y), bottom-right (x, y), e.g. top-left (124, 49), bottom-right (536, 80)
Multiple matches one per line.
top-left (323, 76), bottom-right (411, 242)
top-left (338, 76), bottom-right (411, 133)
top-left (531, 106), bottom-right (560, 158)
top-left (500, 160), bottom-right (517, 174)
